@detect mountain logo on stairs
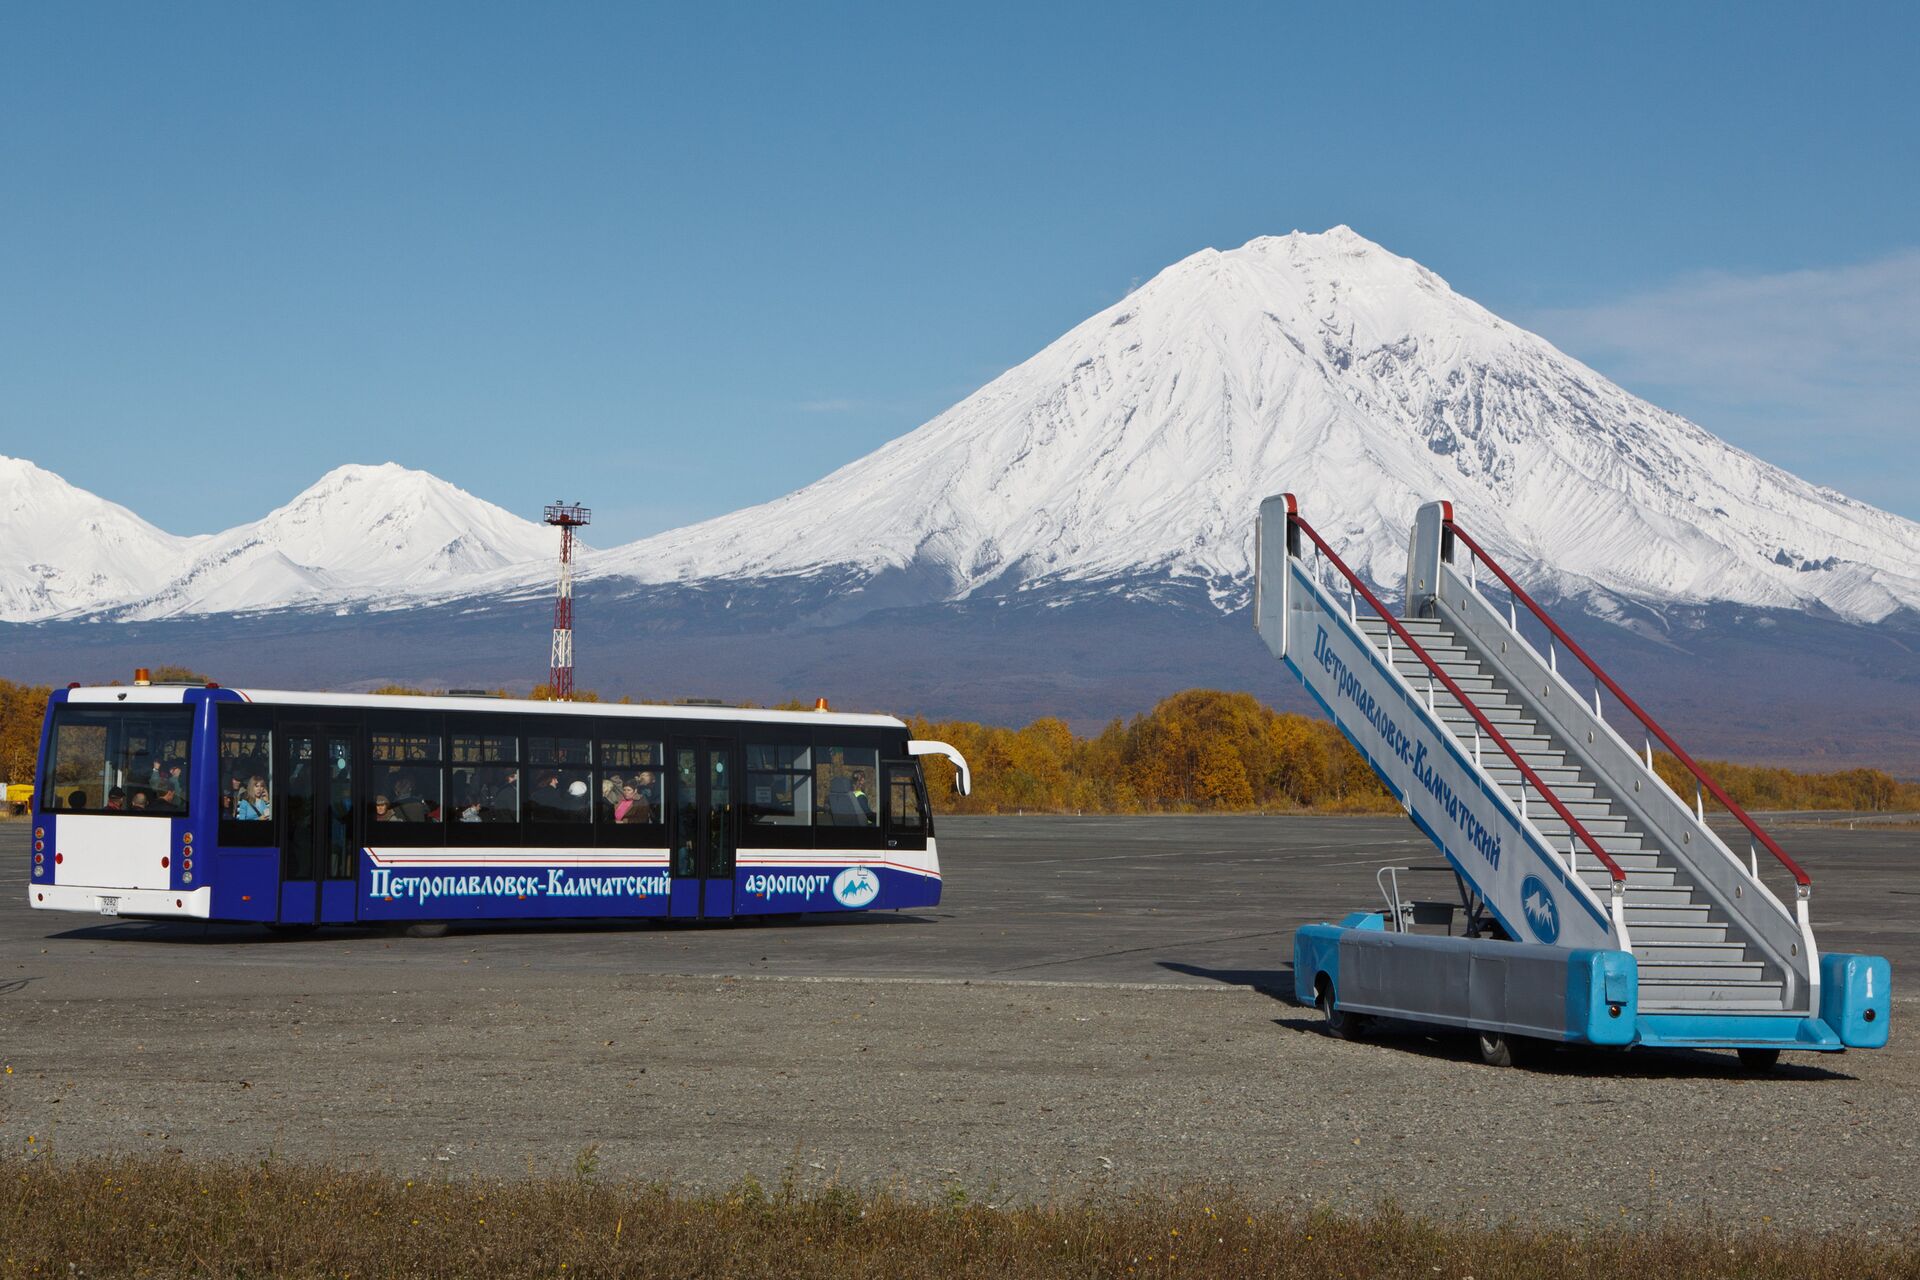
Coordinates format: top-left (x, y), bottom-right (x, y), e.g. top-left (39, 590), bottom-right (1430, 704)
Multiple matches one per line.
top-left (1519, 876), bottom-right (1561, 945)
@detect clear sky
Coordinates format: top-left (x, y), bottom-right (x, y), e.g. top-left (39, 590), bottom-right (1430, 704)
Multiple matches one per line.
top-left (4, 2), bottom-right (1916, 544)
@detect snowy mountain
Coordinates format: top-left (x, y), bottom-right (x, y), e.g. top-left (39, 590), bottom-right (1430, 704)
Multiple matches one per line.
top-left (0, 456), bottom-right (209, 621)
top-left (6, 228), bottom-right (1919, 632)
top-left (98, 463), bottom-right (558, 620)
top-left (566, 226), bottom-right (1920, 625)
top-left (0, 460), bottom-right (556, 622)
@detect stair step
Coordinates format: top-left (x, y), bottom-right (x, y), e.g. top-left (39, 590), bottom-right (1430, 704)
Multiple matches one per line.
top-left (1632, 941), bottom-right (1750, 963)
top-left (1613, 886), bottom-right (1701, 906)
top-left (1622, 903), bottom-right (1712, 925)
top-left (1626, 920), bottom-right (1731, 943)
top-left (1639, 980), bottom-right (1786, 1011)
top-left (1533, 817), bottom-right (1638, 837)
top-left (1395, 670), bottom-right (1499, 694)
top-left (1582, 868), bottom-right (1679, 889)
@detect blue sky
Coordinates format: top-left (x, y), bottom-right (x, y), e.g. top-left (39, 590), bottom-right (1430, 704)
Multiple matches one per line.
top-left (4, 2), bottom-right (1916, 543)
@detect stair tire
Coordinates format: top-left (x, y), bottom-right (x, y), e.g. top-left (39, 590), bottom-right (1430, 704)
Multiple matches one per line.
top-left (1316, 985), bottom-right (1364, 1041)
top-left (1478, 1031), bottom-right (1526, 1068)
top-left (1737, 1048), bottom-right (1781, 1073)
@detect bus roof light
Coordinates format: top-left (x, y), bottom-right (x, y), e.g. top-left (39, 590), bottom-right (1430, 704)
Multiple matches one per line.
top-left (814, 697), bottom-right (831, 712)
top-left (133, 668), bottom-right (152, 686)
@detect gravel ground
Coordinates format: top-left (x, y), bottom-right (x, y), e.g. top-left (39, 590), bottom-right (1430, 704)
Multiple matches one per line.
top-left (2, 973), bottom-right (1914, 1233)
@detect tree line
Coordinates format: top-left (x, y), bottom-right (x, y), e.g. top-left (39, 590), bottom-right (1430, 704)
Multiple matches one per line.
top-left (3, 675), bottom-right (1916, 816)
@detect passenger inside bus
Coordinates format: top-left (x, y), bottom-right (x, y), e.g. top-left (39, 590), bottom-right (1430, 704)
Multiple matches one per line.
top-left (614, 780), bottom-right (652, 823)
top-left (388, 774), bottom-right (428, 822)
top-left (373, 795), bottom-right (392, 820)
top-left (485, 767), bottom-right (519, 821)
top-left (105, 787), bottom-right (126, 811)
top-left (235, 775), bottom-right (271, 821)
top-left (129, 789), bottom-right (150, 810)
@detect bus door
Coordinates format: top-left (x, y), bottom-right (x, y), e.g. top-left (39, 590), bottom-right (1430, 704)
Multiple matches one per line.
top-left (882, 760), bottom-right (931, 853)
top-left (280, 724), bottom-right (359, 925)
top-left (669, 737), bottom-right (736, 920)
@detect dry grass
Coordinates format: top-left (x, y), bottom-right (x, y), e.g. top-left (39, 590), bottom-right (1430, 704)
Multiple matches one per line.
top-left (3, 1156), bottom-right (1915, 1279)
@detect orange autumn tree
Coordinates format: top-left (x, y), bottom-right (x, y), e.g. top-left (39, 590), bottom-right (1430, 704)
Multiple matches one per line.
top-left (910, 688), bottom-right (1397, 815)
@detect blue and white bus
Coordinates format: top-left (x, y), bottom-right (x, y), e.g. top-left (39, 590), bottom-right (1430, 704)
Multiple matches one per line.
top-left (27, 679), bottom-right (970, 931)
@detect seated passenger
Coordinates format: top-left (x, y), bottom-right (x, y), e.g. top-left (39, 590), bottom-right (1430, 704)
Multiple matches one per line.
top-left (129, 789), bottom-right (151, 810)
top-left (105, 787), bottom-right (127, 811)
top-left (614, 781), bottom-right (653, 824)
top-left (388, 774), bottom-right (428, 823)
top-left (234, 775), bottom-right (271, 821)
top-left (373, 794), bottom-right (393, 821)
top-left (487, 768), bottom-right (519, 819)
top-left (527, 771), bottom-right (563, 821)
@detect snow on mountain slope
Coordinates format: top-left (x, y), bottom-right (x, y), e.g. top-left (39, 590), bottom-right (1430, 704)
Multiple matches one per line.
top-left (575, 227), bottom-right (1920, 623)
top-left (97, 464), bottom-right (557, 620)
top-left (0, 455), bottom-right (208, 621)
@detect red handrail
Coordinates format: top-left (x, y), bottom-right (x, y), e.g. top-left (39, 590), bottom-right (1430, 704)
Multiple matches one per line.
top-left (1288, 508), bottom-right (1627, 885)
top-left (1442, 517), bottom-right (1811, 889)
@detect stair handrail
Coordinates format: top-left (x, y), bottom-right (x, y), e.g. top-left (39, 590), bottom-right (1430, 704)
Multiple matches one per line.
top-left (1441, 517), bottom-right (1812, 892)
top-left (1287, 507), bottom-right (1629, 889)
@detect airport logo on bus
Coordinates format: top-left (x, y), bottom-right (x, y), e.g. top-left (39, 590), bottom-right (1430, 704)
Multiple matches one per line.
top-left (1519, 875), bottom-right (1560, 944)
top-left (832, 866), bottom-right (881, 908)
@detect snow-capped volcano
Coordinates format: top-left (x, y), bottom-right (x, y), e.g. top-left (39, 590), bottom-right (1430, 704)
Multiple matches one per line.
top-left (0, 456), bottom-right (209, 621)
top-left (573, 226), bottom-right (1920, 624)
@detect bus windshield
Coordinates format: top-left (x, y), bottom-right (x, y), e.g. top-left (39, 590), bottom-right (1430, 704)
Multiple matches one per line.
top-left (42, 705), bottom-right (195, 815)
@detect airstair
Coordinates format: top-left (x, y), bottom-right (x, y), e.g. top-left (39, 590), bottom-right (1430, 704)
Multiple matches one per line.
top-left (1257, 493), bottom-right (1890, 1066)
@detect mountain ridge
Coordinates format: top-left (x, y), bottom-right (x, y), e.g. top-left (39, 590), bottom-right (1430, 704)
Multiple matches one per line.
top-left (4, 227), bottom-right (1918, 631)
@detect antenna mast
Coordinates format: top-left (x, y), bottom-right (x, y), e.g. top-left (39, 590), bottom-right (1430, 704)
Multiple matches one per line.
top-left (543, 502), bottom-right (591, 700)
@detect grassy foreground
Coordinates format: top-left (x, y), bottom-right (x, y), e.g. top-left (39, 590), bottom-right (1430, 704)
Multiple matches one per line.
top-left (3, 1158), bottom-right (1916, 1279)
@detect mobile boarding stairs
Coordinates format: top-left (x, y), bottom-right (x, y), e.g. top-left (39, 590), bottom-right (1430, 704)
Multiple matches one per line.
top-left (1257, 494), bottom-right (1890, 1068)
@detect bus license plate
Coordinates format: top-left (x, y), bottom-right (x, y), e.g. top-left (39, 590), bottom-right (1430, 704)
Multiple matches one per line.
top-left (97, 897), bottom-right (119, 916)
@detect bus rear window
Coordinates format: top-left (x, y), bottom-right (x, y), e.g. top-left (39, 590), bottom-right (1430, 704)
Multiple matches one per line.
top-left (42, 705), bottom-right (194, 815)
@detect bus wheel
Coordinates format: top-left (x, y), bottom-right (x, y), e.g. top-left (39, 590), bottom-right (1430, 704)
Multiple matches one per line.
top-left (1737, 1048), bottom-right (1780, 1073)
top-left (402, 922), bottom-right (450, 939)
top-left (1315, 978), bottom-right (1361, 1040)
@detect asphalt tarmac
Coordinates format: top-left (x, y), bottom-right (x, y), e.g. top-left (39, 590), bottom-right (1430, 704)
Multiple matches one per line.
top-left (2, 815), bottom-right (1915, 1229)
top-left (3, 813), bottom-right (1913, 991)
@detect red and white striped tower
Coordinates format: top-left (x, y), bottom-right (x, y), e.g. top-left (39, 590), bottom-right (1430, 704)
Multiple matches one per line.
top-left (543, 502), bottom-right (591, 700)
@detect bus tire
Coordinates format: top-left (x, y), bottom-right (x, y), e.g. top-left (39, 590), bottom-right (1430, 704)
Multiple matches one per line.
top-left (1737, 1048), bottom-right (1780, 1073)
top-left (403, 922), bottom-right (450, 939)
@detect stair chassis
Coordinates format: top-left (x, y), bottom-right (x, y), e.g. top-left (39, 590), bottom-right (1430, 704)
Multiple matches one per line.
top-left (1255, 493), bottom-right (1893, 1067)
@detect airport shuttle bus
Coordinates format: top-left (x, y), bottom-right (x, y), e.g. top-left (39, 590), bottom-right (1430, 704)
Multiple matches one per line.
top-left (27, 681), bottom-right (970, 930)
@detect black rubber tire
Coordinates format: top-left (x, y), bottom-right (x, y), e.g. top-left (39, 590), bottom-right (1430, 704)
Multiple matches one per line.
top-left (1478, 1031), bottom-right (1517, 1068)
top-left (1316, 982), bottom-right (1360, 1040)
top-left (1738, 1048), bottom-right (1781, 1073)
top-left (403, 922), bottom-right (450, 939)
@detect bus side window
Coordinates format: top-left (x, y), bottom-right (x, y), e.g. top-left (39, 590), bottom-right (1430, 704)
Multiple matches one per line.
top-left (885, 765), bottom-right (925, 832)
top-left (814, 746), bottom-right (878, 828)
top-left (218, 718), bottom-right (273, 822)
